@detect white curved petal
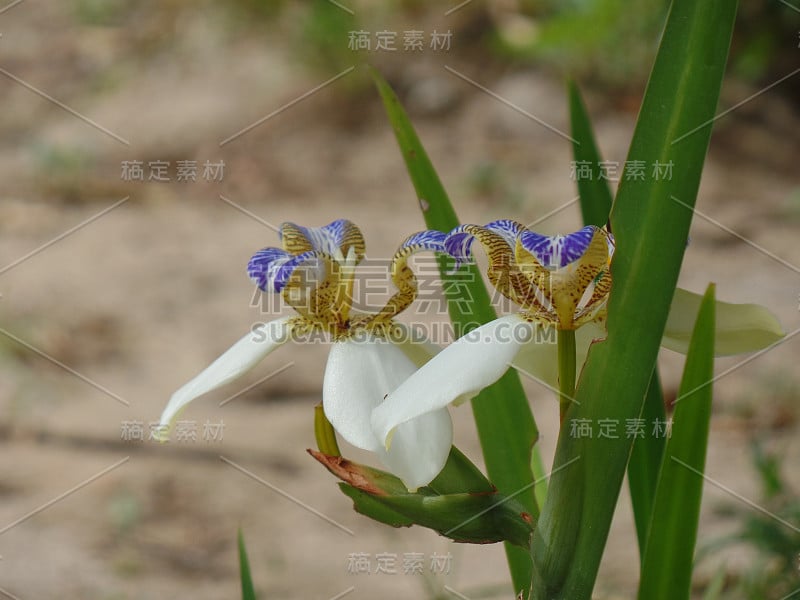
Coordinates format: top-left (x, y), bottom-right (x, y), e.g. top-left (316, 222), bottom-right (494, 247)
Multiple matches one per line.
top-left (323, 335), bottom-right (419, 452)
top-left (377, 407), bottom-right (452, 491)
top-left (391, 323), bottom-right (474, 408)
top-left (663, 287), bottom-right (785, 356)
top-left (324, 333), bottom-right (454, 489)
top-left (372, 315), bottom-right (535, 447)
top-left (508, 319), bottom-right (607, 394)
top-left (158, 317), bottom-right (293, 436)
top-left (575, 320), bottom-right (608, 378)
top-left (509, 323), bottom-right (559, 389)
top-left (390, 322), bottom-right (441, 367)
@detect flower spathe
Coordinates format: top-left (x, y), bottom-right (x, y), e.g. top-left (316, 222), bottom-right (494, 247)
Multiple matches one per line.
top-left (157, 220), bottom-right (453, 491)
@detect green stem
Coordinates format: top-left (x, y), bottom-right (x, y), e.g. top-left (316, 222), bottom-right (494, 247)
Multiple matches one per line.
top-left (558, 329), bottom-right (576, 420)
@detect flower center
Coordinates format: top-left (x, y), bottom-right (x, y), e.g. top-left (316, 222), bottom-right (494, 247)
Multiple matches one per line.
top-left (248, 221), bottom-right (447, 342)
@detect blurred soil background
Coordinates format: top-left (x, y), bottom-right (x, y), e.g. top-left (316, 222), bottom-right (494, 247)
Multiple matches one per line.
top-left (0, 1), bottom-right (799, 598)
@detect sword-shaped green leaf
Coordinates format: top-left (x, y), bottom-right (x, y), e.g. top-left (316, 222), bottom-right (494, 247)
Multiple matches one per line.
top-left (531, 0), bottom-right (739, 597)
top-left (568, 81), bottom-right (614, 228)
top-left (238, 529), bottom-right (257, 600)
top-left (569, 80), bottom-right (668, 557)
top-left (371, 67), bottom-right (541, 596)
top-left (637, 284), bottom-right (716, 599)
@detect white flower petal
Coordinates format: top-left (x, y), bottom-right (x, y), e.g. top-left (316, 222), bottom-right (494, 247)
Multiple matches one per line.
top-left (663, 287), bottom-right (785, 356)
top-left (376, 408), bottom-right (453, 491)
top-left (575, 320), bottom-right (607, 375)
top-left (372, 314), bottom-right (535, 447)
top-left (509, 323), bottom-right (559, 389)
top-left (390, 322), bottom-right (440, 367)
top-left (391, 323), bottom-right (473, 408)
top-left (323, 335), bottom-right (420, 452)
top-left (158, 316), bottom-right (293, 436)
top-left (324, 332), bottom-right (454, 490)
top-left (510, 319), bottom-right (607, 389)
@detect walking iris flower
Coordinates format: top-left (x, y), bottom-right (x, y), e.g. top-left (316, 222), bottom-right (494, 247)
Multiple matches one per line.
top-left (371, 219), bottom-right (784, 465)
top-left (157, 219), bottom-right (453, 490)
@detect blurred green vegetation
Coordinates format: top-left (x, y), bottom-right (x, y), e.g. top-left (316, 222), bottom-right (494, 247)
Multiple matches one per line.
top-left (731, 0), bottom-right (800, 84)
top-left (491, 0), bottom-right (800, 92)
top-left (489, 0), bottom-right (670, 86)
top-left (216, 0), bottom-right (800, 107)
top-left (68, 1), bottom-right (800, 101)
top-left (298, 0), bottom-right (360, 74)
top-left (700, 441), bottom-right (800, 599)
top-left (226, 0), bottom-right (370, 96)
top-left (72, 0), bottom-right (131, 26)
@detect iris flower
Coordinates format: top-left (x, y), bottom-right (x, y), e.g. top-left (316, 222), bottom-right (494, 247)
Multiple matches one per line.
top-left (157, 219), bottom-right (453, 490)
top-left (372, 219), bottom-right (784, 474)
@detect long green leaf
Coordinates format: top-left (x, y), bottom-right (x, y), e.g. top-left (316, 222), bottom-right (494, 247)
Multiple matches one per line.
top-left (569, 80), bottom-right (668, 557)
top-left (530, 0), bottom-right (739, 597)
top-left (238, 529), bottom-right (257, 600)
top-left (638, 284), bottom-right (715, 599)
top-left (372, 67), bottom-right (539, 596)
top-left (568, 81), bottom-right (614, 228)
top-left (628, 370), bottom-right (667, 556)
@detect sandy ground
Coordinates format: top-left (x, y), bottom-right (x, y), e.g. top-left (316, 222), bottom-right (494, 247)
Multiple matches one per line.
top-left (0, 3), bottom-right (799, 599)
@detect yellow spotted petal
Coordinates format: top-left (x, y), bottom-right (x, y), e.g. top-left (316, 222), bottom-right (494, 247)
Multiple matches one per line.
top-left (280, 219), bottom-right (365, 262)
top-left (445, 223), bottom-right (540, 311)
top-left (516, 227), bottom-right (611, 329)
top-left (278, 252), bottom-right (334, 319)
top-left (371, 230), bottom-right (448, 323)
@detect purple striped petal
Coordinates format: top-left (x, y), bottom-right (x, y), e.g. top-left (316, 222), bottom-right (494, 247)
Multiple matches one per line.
top-left (248, 247), bottom-right (321, 292)
top-left (484, 219), bottom-right (524, 249)
top-left (291, 220), bottom-right (345, 255)
top-left (373, 230), bottom-right (448, 321)
top-left (280, 219), bottom-right (364, 259)
top-left (518, 225), bottom-right (599, 269)
top-left (250, 219), bottom-right (364, 293)
top-left (398, 230), bottom-right (447, 256)
top-left (443, 225), bottom-right (479, 270)
top-left (444, 220), bottom-right (524, 272)
top-left (247, 247), bottom-right (289, 292)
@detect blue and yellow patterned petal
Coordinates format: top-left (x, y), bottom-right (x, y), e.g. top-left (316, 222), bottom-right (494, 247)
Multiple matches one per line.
top-left (444, 222), bottom-right (539, 310)
top-left (248, 220), bottom-right (367, 328)
top-left (280, 219), bottom-right (365, 262)
top-left (370, 230), bottom-right (447, 324)
top-left (484, 219), bottom-right (526, 249)
top-left (247, 247), bottom-right (295, 292)
top-left (516, 225), bottom-right (612, 329)
top-left (517, 225), bottom-right (597, 269)
top-left (247, 247), bottom-right (329, 293)
top-left (444, 219), bottom-right (524, 270)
